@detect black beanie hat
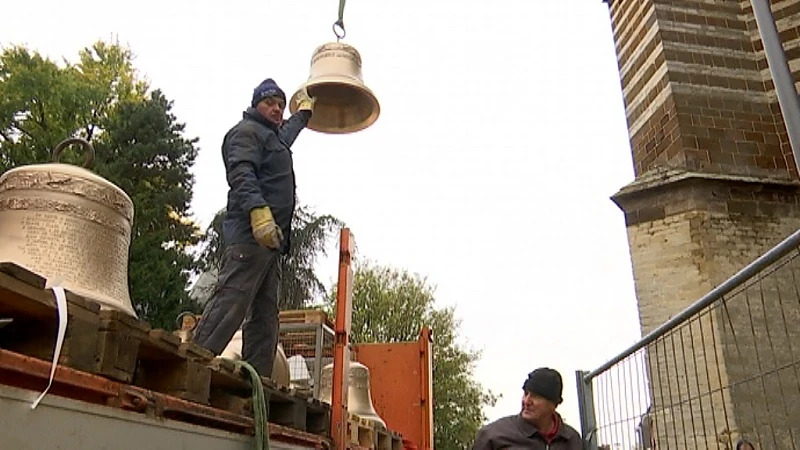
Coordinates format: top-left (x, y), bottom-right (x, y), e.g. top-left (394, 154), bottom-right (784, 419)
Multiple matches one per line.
top-left (251, 78), bottom-right (286, 107)
top-left (523, 367), bottom-right (563, 405)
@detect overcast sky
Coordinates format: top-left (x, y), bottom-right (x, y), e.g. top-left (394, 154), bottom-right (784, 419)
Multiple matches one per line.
top-left (4, 0), bottom-right (644, 431)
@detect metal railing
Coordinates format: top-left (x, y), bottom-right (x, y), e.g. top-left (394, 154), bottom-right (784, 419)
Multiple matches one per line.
top-left (577, 229), bottom-right (800, 450)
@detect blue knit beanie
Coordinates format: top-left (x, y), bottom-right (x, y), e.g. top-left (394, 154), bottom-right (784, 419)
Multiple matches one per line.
top-left (251, 78), bottom-right (286, 107)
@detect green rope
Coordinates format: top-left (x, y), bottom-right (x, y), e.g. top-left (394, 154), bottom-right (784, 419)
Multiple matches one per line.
top-left (234, 360), bottom-right (270, 450)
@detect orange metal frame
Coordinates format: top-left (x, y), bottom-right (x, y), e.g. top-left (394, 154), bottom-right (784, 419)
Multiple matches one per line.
top-left (352, 328), bottom-right (434, 449)
top-left (329, 227), bottom-right (435, 450)
top-left (419, 326), bottom-right (434, 449)
top-left (331, 228), bottom-right (355, 450)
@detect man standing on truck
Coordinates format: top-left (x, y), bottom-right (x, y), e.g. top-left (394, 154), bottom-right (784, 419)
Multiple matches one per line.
top-left (472, 367), bottom-right (584, 449)
top-left (191, 78), bottom-right (316, 377)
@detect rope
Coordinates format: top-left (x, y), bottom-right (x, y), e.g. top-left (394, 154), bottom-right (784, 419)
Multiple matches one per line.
top-left (234, 360), bottom-right (270, 450)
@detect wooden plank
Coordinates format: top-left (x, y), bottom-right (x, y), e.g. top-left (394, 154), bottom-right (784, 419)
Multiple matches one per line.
top-left (279, 309), bottom-right (334, 328)
top-left (261, 376), bottom-right (308, 431)
top-left (91, 310), bottom-right (216, 405)
top-left (0, 263), bottom-right (100, 373)
top-left (183, 309), bottom-right (334, 329)
top-left (348, 413), bottom-right (376, 448)
top-left (206, 359), bottom-right (332, 435)
top-left (0, 264), bottom-right (99, 321)
top-left (306, 397), bottom-right (331, 435)
top-left (106, 316), bottom-right (214, 404)
top-left (0, 262), bottom-right (47, 289)
top-left (375, 428), bottom-right (404, 450)
top-left (93, 310), bottom-right (149, 382)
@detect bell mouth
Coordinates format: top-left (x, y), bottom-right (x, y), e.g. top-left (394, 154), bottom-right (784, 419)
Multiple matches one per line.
top-left (290, 79), bottom-right (380, 134)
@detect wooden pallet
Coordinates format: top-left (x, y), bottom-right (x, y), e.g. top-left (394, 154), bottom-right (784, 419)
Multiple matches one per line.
top-left (279, 335), bottom-right (334, 359)
top-left (206, 358), bottom-right (331, 434)
top-left (0, 262), bottom-right (331, 435)
top-left (0, 262), bottom-right (101, 374)
top-left (279, 309), bottom-right (334, 328)
top-left (375, 424), bottom-right (404, 450)
top-left (183, 309), bottom-right (335, 330)
top-left (346, 413), bottom-right (404, 450)
top-left (263, 376), bottom-right (331, 434)
top-left (348, 413), bottom-right (377, 447)
top-left (95, 309), bottom-right (216, 404)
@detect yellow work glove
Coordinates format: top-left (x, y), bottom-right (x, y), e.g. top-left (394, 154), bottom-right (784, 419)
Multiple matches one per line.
top-left (250, 206), bottom-right (283, 249)
top-left (295, 87), bottom-right (317, 113)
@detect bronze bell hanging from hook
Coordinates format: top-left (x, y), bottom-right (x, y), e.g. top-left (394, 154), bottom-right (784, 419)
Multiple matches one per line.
top-left (319, 361), bottom-right (387, 428)
top-left (289, 41), bottom-right (380, 134)
top-left (0, 137), bottom-right (138, 317)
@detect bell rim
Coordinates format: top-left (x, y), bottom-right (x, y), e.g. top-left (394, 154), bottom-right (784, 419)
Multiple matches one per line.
top-left (289, 80), bottom-right (380, 134)
top-left (68, 284), bottom-right (138, 318)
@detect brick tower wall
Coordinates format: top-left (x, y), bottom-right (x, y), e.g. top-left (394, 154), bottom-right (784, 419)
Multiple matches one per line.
top-left (605, 1), bottom-right (800, 448)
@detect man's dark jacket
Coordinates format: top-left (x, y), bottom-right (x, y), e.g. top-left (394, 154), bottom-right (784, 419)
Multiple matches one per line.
top-left (472, 414), bottom-right (584, 450)
top-left (221, 107), bottom-right (311, 254)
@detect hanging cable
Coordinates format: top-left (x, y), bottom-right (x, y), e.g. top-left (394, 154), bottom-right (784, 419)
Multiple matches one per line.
top-left (332, 0), bottom-right (346, 40)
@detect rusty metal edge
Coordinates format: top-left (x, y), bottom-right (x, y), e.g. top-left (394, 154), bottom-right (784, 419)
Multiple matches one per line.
top-left (0, 348), bottom-right (331, 447)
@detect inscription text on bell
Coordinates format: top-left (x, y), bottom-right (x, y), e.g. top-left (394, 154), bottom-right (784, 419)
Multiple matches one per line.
top-left (0, 138), bottom-right (137, 317)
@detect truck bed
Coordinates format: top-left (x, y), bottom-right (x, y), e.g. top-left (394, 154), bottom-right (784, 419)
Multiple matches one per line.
top-left (0, 262), bottom-right (332, 449)
top-left (0, 347), bottom-right (330, 449)
top-left (0, 383), bottom-right (315, 450)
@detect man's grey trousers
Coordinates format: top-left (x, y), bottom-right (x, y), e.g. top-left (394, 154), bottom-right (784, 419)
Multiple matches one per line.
top-left (192, 243), bottom-right (281, 377)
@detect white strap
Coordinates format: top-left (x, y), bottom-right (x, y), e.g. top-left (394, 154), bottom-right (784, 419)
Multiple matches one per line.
top-left (31, 277), bottom-right (68, 409)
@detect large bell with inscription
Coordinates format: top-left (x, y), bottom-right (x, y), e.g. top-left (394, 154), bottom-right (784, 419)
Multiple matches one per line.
top-left (219, 329), bottom-right (291, 387)
top-left (0, 138), bottom-right (137, 317)
top-left (319, 361), bottom-right (386, 428)
top-left (289, 42), bottom-right (380, 134)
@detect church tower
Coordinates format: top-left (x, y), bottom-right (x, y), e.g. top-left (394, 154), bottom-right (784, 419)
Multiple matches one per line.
top-left (605, 1), bottom-right (800, 447)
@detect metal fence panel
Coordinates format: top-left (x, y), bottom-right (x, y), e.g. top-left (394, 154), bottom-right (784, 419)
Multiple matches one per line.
top-left (578, 230), bottom-right (800, 450)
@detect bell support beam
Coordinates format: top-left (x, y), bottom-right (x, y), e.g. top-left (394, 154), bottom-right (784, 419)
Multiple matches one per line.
top-left (331, 228), bottom-right (355, 450)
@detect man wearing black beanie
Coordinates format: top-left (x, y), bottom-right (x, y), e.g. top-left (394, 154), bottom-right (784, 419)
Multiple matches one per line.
top-left (472, 368), bottom-right (584, 449)
top-left (191, 78), bottom-right (315, 377)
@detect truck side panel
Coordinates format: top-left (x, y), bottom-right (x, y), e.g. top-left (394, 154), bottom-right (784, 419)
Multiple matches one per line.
top-left (353, 327), bottom-right (434, 449)
top-left (0, 385), bottom-right (315, 450)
